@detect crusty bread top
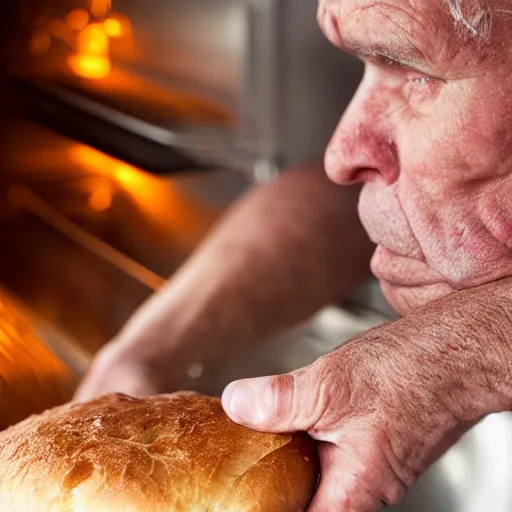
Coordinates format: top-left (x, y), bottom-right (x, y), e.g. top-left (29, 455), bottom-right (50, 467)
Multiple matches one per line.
top-left (0, 293), bottom-right (74, 430)
top-left (0, 393), bottom-right (319, 511)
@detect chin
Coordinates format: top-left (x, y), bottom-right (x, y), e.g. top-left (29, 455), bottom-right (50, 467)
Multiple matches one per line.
top-left (380, 280), bottom-right (456, 316)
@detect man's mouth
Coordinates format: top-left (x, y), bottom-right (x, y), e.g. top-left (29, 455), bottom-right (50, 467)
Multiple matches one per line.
top-left (370, 245), bottom-right (447, 288)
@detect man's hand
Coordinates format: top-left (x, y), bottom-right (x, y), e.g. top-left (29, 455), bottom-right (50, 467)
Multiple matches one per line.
top-left (222, 282), bottom-right (512, 511)
top-left (75, 342), bottom-right (164, 401)
top-left (223, 336), bottom-right (460, 510)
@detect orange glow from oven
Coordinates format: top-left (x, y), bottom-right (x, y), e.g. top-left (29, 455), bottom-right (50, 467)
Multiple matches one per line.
top-left (29, 29), bottom-right (51, 55)
top-left (68, 144), bottom-right (112, 171)
top-left (48, 19), bottom-right (73, 44)
top-left (114, 164), bottom-right (143, 187)
top-left (68, 23), bottom-right (111, 80)
top-left (103, 18), bottom-right (122, 37)
top-left (68, 144), bottom-right (169, 213)
top-left (68, 54), bottom-right (111, 80)
top-left (89, 187), bottom-right (112, 211)
top-left (68, 145), bottom-right (160, 205)
top-left (103, 14), bottom-right (132, 38)
top-left (67, 144), bottom-right (216, 239)
top-left (76, 24), bottom-right (109, 55)
top-left (90, 0), bottom-right (112, 18)
top-left (66, 9), bottom-right (90, 31)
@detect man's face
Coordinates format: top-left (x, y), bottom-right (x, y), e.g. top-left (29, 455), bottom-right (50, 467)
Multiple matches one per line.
top-left (319, 0), bottom-right (512, 315)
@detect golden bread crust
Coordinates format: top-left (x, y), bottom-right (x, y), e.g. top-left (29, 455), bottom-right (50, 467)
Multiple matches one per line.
top-left (0, 393), bottom-right (319, 511)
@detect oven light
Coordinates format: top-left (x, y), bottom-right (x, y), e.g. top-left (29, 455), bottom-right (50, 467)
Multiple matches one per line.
top-left (76, 23), bottom-right (109, 56)
top-left (89, 187), bottom-right (113, 212)
top-left (68, 145), bottom-right (115, 172)
top-left (68, 54), bottom-right (111, 80)
top-left (68, 23), bottom-right (111, 80)
top-left (29, 29), bottom-right (52, 56)
top-left (103, 18), bottom-right (122, 38)
top-left (48, 19), bottom-right (73, 45)
top-left (68, 145), bottom-right (170, 213)
top-left (66, 9), bottom-right (90, 32)
top-left (90, 0), bottom-right (112, 19)
top-left (68, 145), bottom-right (148, 193)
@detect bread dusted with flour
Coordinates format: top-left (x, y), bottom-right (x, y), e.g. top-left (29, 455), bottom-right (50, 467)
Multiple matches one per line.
top-left (0, 393), bottom-right (319, 511)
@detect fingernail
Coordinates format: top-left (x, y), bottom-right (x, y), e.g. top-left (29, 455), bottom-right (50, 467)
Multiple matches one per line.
top-left (222, 380), bottom-right (267, 426)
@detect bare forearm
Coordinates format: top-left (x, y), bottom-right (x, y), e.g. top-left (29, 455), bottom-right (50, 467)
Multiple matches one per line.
top-left (388, 277), bottom-right (512, 423)
top-left (113, 165), bottom-right (373, 387)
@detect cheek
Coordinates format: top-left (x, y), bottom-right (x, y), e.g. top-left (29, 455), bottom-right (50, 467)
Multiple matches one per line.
top-left (397, 164), bottom-right (512, 287)
top-left (478, 182), bottom-right (512, 248)
top-left (394, 77), bottom-right (512, 283)
top-left (402, 79), bottom-right (512, 184)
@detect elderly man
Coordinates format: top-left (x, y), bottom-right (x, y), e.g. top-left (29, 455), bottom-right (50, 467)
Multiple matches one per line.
top-left (77, 0), bottom-right (512, 509)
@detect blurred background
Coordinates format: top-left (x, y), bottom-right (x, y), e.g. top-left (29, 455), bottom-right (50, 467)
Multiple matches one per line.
top-left (0, 0), bottom-right (371, 388)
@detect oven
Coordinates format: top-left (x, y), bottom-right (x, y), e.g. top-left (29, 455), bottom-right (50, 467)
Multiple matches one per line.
top-left (3, 0), bottom-right (362, 175)
top-left (0, 0), bottom-right (364, 376)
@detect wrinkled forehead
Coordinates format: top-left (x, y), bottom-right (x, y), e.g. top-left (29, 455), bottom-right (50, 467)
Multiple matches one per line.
top-left (318, 0), bottom-right (485, 38)
top-left (319, 0), bottom-right (485, 20)
top-left (318, 0), bottom-right (512, 38)
top-left (317, 0), bottom-right (509, 70)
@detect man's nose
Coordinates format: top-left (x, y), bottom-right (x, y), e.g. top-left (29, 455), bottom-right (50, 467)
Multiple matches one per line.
top-left (324, 98), bottom-right (399, 186)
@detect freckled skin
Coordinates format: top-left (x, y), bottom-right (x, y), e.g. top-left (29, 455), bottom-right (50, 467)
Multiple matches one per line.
top-left (320, 0), bottom-right (512, 315)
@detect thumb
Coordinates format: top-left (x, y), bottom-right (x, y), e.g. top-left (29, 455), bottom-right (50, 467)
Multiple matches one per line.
top-left (221, 367), bottom-right (326, 433)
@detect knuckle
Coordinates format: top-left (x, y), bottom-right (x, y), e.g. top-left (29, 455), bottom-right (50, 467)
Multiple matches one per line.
top-left (266, 374), bottom-right (296, 426)
top-left (308, 357), bottom-right (350, 432)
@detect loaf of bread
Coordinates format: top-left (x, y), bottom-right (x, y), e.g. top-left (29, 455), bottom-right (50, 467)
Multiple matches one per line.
top-left (0, 292), bottom-right (75, 430)
top-left (0, 393), bottom-right (319, 511)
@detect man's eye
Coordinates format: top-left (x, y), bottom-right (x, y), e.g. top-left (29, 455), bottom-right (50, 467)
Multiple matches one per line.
top-left (403, 73), bottom-right (443, 105)
top-left (407, 75), bottom-right (435, 87)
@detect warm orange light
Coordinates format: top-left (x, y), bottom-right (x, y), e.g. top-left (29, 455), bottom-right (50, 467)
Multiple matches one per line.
top-left (89, 188), bottom-right (112, 211)
top-left (68, 144), bottom-right (114, 171)
top-left (69, 23), bottom-right (111, 79)
top-left (48, 19), bottom-right (73, 44)
top-left (113, 164), bottom-right (143, 187)
top-left (103, 18), bottom-right (122, 37)
top-left (29, 29), bottom-right (51, 55)
top-left (76, 23), bottom-right (109, 56)
top-left (90, 0), bottom-right (112, 18)
top-left (68, 54), bottom-right (111, 80)
top-left (66, 144), bottom-right (216, 240)
top-left (68, 146), bottom-right (149, 195)
top-left (66, 9), bottom-right (90, 31)
top-left (68, 145), bottom-right (166, 210)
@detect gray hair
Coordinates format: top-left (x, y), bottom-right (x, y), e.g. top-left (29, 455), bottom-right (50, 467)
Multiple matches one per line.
top-left (445, 0), bottom-right (491, 38)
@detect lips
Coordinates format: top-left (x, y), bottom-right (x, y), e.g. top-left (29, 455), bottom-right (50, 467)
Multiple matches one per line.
top-left (370, 245), bottom-right (447, 288)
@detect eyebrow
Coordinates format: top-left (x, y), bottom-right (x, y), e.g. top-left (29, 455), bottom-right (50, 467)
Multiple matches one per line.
top-left (344, 38), bottom-right (431, 72)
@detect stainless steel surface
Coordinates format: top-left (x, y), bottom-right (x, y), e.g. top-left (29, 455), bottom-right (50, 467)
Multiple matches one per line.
top-left (111, 0), bottom-right (246, 106)
top-left (390, 413), bottom-right (512, 512)
top-left (97, 0), bottom-right (364, 168)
